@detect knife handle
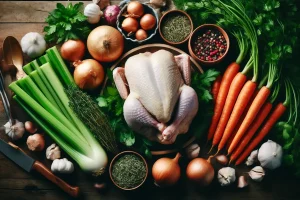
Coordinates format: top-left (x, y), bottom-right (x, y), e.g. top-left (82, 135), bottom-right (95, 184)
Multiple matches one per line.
top-left (32, 161), bottom-right (80, 198)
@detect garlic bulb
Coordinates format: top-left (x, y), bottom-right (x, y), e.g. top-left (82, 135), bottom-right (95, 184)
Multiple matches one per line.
top-left (4, 120), bottom-right (25, 140)
top-left (21, 32), bottom-right (46, 58)
top-left (258, 140), bottom-right (282, 170)
top-left (51, 158), bottom-right (74, 174)
top-left (249, 166), bottom-right (265, 182)
top-left (218, 167), bottom-right (236, 186)
top-left (185, 143), bottom-right (200, 159)
top-left (46, 143), bottom-right (61, 160)
top-left (246, 150), bottom-right (258, 166)
top-left (84, 3), bottom-right (103, 24)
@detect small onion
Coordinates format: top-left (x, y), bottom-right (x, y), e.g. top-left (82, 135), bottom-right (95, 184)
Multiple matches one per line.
top-left (73, 59), bottom-right (105, 90)
top-left (27, 134), bottom-right (45, 151)
top-left (104, 5), bottom-right (121, 26)
top-left (25, 121), bottom-right (37, 134)
top-left (140, 14), bottom-right (156, 30)
top-left (135, 29), bottom-right (148, 41)
top-left (60, 40), bottom-right (85, 62)
top-left (186, 157), bottom-right (215, 186)
top-left (152, 153), bottom-right (181, 187)
top-left (127, 1), bottom-right (144, 18)
top-left (122, 17), bottom-right (139, 33)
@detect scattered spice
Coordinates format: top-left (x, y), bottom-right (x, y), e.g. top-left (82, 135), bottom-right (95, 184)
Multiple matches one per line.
top-left (161, 14), bottom-right (191, 43)
top-left (193, 29), bottom-right (227, 61)
top-left (111, 154), bottom-right (147, 189)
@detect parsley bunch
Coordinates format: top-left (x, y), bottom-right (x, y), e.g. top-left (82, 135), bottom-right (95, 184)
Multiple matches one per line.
top-left (44, 3), bottom-right (91, 44)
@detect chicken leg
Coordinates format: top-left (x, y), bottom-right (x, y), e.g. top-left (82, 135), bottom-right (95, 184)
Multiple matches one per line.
top-left (161, 85), bottom-right (199, 144)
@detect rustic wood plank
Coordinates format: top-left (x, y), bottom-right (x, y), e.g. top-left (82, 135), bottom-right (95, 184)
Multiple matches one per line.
top-left (0, 1), bottom-right (147, 23)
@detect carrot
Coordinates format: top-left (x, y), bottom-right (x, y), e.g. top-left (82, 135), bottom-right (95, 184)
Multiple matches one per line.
top-left (235, 103), bottom-right (286, 165)
top-left (230, 102), bottom-right (273, 162)
top-left (207, 62), bottom-right (240, 141)
top-left (226, 90), bottom-right (258, 150)
top-left (212, 75), bottom-right (222, 104)
top-left (228, 86), bottom-right (271, 153)
top-left (212, 72), bottom-right (247, 147)
top-left (217, 80), bottom-right (257, 151)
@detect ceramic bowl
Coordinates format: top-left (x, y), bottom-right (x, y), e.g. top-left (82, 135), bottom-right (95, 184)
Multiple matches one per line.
top-left (159, 9), bottom-right (193, 45)
top-left (116, 3), bottom-right (159, 43)
top-left (109, 151), bottom-right (148, 190)
top-left (188, 24), bottom-right (230, 65)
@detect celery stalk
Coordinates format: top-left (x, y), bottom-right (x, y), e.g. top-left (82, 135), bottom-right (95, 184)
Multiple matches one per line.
top-left (40, 64), bottom-right (95, 141)
top-left (46, 46), bottom-right (75, 87)
top-left (23, 63), bottom-right (34, 74)
top-left (9, 82), bottom-right (90, 155)
top-left (17, 76), bottom-right (88, 144)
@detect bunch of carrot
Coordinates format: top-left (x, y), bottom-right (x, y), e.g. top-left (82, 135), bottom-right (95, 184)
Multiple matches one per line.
top-left (206, 0), bottom-right (288, 165)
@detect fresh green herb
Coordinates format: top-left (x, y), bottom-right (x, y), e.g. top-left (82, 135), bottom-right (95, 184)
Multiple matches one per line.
top-left (161, 14), bottom-right (191, 43)
top-left (44, 3), bottom-right (91, 44)
top-left (111, 154), bottom-right (147, 189)
top-left (65, 86), bottom-right (119, 154)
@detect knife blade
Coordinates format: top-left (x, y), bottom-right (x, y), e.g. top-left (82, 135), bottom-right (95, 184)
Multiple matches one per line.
top-left (0, 138), bottom-right (80, 197)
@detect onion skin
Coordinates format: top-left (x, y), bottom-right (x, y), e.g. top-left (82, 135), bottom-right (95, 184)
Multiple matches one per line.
top-left (140, 14), bottom-right (156, 30)
top-left (127, 1), bottom-right (144, 18)
top-left (152, 153), bottom-right (181, 187)
top-left (73, 59), bottom-right (105, 90)
top-left (87, 26), bottom-right (124, 62)
top-left (186, 158), bottom-right (215, 186)
top-left (60, 40), bottom-right (85, 62)
top-left (135, 29), bottom-right (148, 41)
top-left (122, 17), bottom-right (139, 33)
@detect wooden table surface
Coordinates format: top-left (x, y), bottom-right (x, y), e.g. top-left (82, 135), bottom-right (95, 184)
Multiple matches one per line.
top-left (1, 1), bottom-right (300, 200)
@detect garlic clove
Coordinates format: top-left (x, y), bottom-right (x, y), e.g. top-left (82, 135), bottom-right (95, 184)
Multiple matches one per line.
top-left (237, 175), bottom-right (248, 188)
top-left (246, 149), bottom-right (258, 166)
top-left (249, 166), bottom-right (265, 182)
top-left (216, 155), bottom-right (228, 165)
top-left (185, 143), bottom-right (200, 159)
top-left (46, 143), bottom-right (61, 160)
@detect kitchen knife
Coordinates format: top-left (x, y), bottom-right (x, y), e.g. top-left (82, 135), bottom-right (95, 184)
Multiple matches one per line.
top-left (0, 138), bottom-right (80, 197)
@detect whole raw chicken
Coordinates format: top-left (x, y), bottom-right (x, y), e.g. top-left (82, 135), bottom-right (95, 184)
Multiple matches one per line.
top-left (113, 50), bottom-right (199, 144)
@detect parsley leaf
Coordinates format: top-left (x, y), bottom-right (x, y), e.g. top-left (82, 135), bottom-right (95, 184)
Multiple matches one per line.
top-left (44, 3), bottom-right (91, 44)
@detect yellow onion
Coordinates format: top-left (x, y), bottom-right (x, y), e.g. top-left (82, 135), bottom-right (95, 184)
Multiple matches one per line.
top-left (135, 29), bottom-right (148, 41)
top-left (152, 153), bottom-right (181, 187)
top-left (87, 26), bottom-right (124, 62)
top-left (140, 14), bottom-right (156, 30)
top-left (127, 1), bottom-right (144, 18)
top-left (60, 40), bottom-right (85, 62)
top-left (122, 17), bottom-right (139, 33)
top-left (186, 157), bottom-right (214, 186)
top-left (73, 59), bottom-right (105, 90)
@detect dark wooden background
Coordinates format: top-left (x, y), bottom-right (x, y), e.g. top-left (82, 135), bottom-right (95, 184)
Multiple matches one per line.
top-left (1, 1), bottom-right (300, 200)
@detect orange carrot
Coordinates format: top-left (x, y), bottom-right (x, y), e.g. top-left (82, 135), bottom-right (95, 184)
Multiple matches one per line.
top-left (212, 72), bottom-right (247, 148)
top-left (235, 103), bottom-right (286, 165)
top-left (230, 102), bottom-right (273, 162)
top-left (218, 80), bottom-right (257, 151)
top-left (207, 62), bottom-right (240, 141)
top-left (226, 90), bottom-right (258, 150)
top-left (228, 86), bottom-right (271, 153)
top-left (212, 75), bottom-right (222, 104)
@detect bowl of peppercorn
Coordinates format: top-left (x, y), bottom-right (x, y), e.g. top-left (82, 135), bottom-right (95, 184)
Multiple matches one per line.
top-left (109, 151), bottom-right (148, 190)
top-left (188, 24), bottom-right (230, 65)
top-left (159, 10), bottom-right (193, 45)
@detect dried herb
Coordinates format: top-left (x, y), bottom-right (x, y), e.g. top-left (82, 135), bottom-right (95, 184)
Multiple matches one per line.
top-left (161, 14), bottom-right (191, 43)
top-left (111, 154), bottom-right (147, 189)
top-left (65, 86), bottom-right (119, 154)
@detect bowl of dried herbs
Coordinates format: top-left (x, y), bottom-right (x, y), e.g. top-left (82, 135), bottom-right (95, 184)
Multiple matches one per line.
top-left (109, 151), bottom-right (148, 190)
top-left (159, 10), bottom-right (193, 45)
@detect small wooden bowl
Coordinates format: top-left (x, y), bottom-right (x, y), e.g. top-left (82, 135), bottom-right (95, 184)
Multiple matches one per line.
top-left (109, 151), bottom-right (148, 190)
top-left (159, 10), bottom-right (193, 45)
top-left (188, 24), bottom-right (230, 66)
